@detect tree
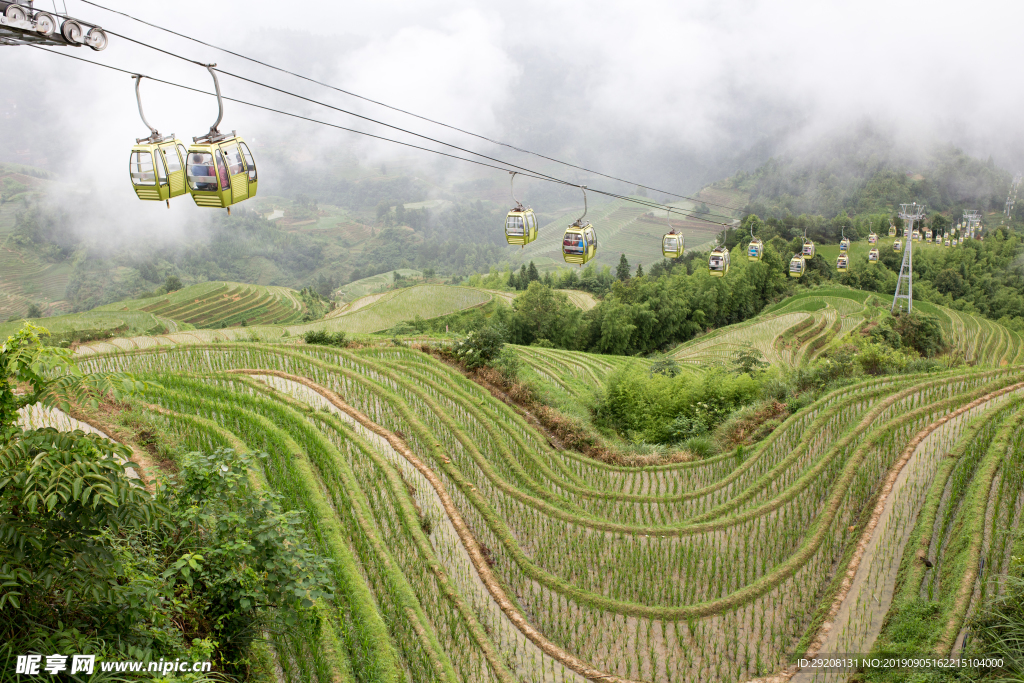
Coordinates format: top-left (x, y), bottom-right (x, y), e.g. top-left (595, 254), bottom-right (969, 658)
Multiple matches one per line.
top-left (510, 282), bottom-right (581, 347)
top-left (2, 324), bottom-right (141, 430)
top-left (164, 275), bottom-right (182, 292)
top-left (934, 268), bottom-right (966, 297)
top-left (617, 254), bottom-right (631, 281)
top-left (24, 304), bottom-right (41, 319)
top-left (375, 199), bottom-right (391, 223)
top-left (527, 261), bottom-right (540, 283)
top-left (635, 263), bottom-right (644, 278)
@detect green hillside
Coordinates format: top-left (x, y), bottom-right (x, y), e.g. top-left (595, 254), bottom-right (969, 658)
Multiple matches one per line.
top-left (96, 281), bottom-right (307, 328)
top-left (673, 285), bottom-right (1024, 368)
top-left (71, 284), bottom-right (494, 355)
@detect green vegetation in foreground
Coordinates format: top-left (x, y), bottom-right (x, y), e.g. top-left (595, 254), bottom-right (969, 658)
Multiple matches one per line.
top-left (1, 325), bottom-right (334, 680)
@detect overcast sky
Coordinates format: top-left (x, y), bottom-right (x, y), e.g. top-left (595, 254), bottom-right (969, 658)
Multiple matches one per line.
top-left (2, 0), bottom-right (1022, 236)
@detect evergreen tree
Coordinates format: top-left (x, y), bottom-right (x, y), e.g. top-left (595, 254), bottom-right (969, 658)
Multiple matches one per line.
top-left (635, 263), bottom-right (644, 278)
top-left (518, 264), bottom-right (528, 290)
top-left (507, 270), bottom-right (516, 290)
top-left (527, 261), bottom-right (540, 282)
top-left (617, 254), bottom-right (631, 281)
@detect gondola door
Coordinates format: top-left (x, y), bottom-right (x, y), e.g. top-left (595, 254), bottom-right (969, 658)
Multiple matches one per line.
top-left (239, 141), bottom-right (258, 198)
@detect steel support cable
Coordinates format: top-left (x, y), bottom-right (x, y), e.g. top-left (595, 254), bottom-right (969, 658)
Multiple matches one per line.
top-left (77, 0), bottom-right (745, 212)
top-left (92, 25), bottom-right (739, 224)
top-left (28, 45), bottom-right (738, 229)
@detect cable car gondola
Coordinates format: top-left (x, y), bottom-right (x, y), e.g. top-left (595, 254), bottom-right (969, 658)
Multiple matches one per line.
top-left (944, 237), bottom-right (951, 247)
top-left (662, 231), bottom-right (684, 259)
top-left (504, 172), bottom-right (537, 247)
top-left (562, 186), bottom-right (596, 266)
top-left (924, 228), bottom-right (933, 242)
top-left (893, 239), bottom-right (902, 252)
top-left (789, 254), bottom-right (805, 278)
top-left (708, 246), bottom-right (730, 276)
top-left (839, 236), bottom-right (850, 252)
top-left (868, 247), bottom-right (879, 263)
top-left (801, 238), bottom-right (815, 259)
top-left (661, 210), bottom-right (684, 258)
top-left (868, 232), bottom-right (878, 244)
top-left (128, 75), bottom-right (189, 207)
top-left (747, 238), bottom-right (763, 262)
top-left (836, 255), bottom-right (849, 273)
top-left (912, 229), bottom-right (921, 241)
top-left (748, 223), bottom-right (763, 262)
top-left (185, 65), bottom-right (258, 213)
top-left (888, 222), bottom-right (897, 237)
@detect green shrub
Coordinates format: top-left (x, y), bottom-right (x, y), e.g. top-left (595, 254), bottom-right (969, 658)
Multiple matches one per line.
top-left (452, 326), bottom-right (505, 370)
top-left (682, 436), bottom-right (718, 459)
top-left (597, 363), bottom-right (761, 444)
top-left (302, 330), bottom-right (348, 347)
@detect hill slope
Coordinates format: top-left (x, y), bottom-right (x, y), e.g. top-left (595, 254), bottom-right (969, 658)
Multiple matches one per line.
top-left (69, 339), bottom-right (1024, 683)
top-left (672, 285), bottom-right (1024, 368)
top-left (96, 281), bottom-right (307, 328)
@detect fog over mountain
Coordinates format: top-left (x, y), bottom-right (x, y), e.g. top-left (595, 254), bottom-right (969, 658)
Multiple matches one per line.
top-left (2, 0), bottom-right (1022, 242)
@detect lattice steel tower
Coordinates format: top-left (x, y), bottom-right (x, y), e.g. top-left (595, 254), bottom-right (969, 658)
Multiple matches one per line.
top-left (892, 202), bottom-right (926, 314)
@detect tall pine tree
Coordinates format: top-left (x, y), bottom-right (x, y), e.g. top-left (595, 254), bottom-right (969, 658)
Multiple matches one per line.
top-left (617, 254), bottom-right (631, 281)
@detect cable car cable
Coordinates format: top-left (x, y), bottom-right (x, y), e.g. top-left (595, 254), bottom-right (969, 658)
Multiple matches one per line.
top-left (92, 23), bottom-right (742, 224)
top-left (74, 0), bottom-right (744, 212)
top-left (28, 44), bottom-right (739, 230)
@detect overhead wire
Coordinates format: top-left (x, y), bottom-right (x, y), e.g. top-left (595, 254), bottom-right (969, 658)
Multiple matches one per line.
top-left (82, 22), bottom-right (740, 224)
top-left (28, 45), bottom-right (740, 231)
top-left (75, 0), bottom-right (744, 213)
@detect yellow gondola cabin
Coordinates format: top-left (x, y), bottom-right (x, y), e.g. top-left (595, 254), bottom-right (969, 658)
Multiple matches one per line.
top-left (708, 247), bottom-right (730, 276)
top-left (747, 238), bottom-right (763, 261)
top-left (789, 254), bottom-right (805, 278)
top-left (662, 231), bottom-right (684, 258)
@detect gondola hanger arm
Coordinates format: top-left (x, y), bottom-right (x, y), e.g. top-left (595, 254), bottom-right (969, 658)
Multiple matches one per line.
top-left (131, 74), bottom-right (161, 142)
top-left (205, 63), bottom-right (224, 135)
top-left (575, 185), bottom-right (588, 225)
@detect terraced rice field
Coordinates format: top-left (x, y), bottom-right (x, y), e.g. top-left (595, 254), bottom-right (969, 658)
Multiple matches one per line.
top-left (0, 309), bottom-right (179, 342)
top-left (337, 269), bottom-right (423, 301)
top-left (72, 285), bottom-right (495, 355)
top-left (675, 288), bottom-right (1024, 369)
top-left (295, 285), bottom-right (492, 335)
top-left (70, 340), bottom-right (1024, 683)
top-left (100, 281), bottom-right (306, 328)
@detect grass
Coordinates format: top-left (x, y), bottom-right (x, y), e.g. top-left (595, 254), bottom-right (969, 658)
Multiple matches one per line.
top-left (291, 285), bottom-right (492, 335)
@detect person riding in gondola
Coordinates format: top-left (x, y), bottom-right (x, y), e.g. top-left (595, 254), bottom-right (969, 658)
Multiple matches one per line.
top-left (564, 232), bottom-right (584, 254)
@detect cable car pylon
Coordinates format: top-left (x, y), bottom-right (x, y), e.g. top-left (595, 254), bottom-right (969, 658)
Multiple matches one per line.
top-left (892, 202), bottom-right (925, 314)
